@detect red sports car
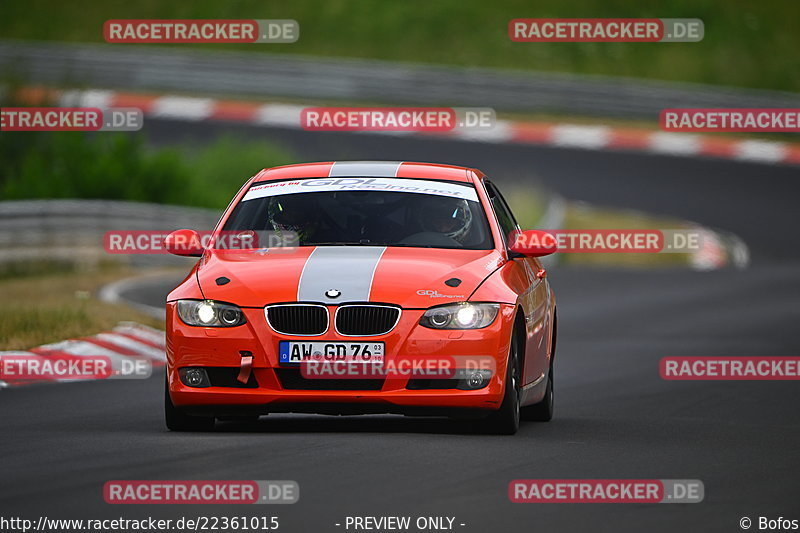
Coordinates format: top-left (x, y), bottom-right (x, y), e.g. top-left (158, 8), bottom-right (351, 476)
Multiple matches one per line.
top-left (164, 161), bottom-right (557, 434)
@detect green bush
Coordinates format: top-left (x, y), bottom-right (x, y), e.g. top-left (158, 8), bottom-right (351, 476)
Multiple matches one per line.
top-left (176, 137), bottom-right (295, 207)
top-left (0, 131), bottom-right (294, 208)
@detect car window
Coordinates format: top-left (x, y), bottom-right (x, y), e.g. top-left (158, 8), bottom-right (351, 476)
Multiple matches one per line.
top-left (484, 180), bottom-right (519, 244)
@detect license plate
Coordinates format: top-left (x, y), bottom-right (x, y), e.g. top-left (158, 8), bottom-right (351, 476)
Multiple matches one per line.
top-left (279, 341), bottom-right (385, 364)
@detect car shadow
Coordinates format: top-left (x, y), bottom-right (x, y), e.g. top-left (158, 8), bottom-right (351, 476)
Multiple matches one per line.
top-left (211, 414), bottom-right (500, 436)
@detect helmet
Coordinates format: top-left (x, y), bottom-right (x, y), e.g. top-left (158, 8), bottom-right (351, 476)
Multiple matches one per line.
top-left (416, 196), bottom-right (473, 242)
top-left (267, 195), bottom-right (318, 237)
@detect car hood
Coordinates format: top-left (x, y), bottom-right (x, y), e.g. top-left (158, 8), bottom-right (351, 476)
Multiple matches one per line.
top-left (196, 246), bottom-right (505, 308)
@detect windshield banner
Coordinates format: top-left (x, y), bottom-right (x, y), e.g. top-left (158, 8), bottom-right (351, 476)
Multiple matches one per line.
top-left (242, 177), bottom-right (480, 202)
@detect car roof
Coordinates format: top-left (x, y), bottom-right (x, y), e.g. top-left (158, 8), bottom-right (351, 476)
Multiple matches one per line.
top-left (252, 161), bottom-right (476, 183)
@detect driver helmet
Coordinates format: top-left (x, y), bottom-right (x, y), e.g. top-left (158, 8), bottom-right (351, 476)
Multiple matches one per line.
top-left (416, 196), bottom-right (473, 242)
top-left (267, 194), bottom-right (319, 237)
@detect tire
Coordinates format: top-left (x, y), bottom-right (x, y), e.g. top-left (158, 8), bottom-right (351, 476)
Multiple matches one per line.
top-left (483, 330), bottom-right (521, 435)
top-left (164, 377), bottom-right (215, 432)
top-left (521, 367), bottom-right (553, 422)
top-left (521, 321), bottom-right (556, 422)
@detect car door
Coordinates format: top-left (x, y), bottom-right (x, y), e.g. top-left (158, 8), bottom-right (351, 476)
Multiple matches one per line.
top-left (484, 179), bottom-right (550, 386)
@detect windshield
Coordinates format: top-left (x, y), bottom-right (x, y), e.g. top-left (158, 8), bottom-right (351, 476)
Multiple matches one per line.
top-left (221, 178), bottom-right (494, 249)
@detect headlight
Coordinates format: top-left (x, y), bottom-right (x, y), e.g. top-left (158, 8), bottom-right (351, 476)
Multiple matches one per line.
top-left (177, 300), bottom-right (246, 327)
top-left (419, 303), bottom-right (499, 330)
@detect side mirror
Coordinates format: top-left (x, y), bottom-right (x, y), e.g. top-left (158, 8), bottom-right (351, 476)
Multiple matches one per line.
top-left (509, 230), bottom-right (558, 258)
top-left (165, 229), bottom-right (204, 257)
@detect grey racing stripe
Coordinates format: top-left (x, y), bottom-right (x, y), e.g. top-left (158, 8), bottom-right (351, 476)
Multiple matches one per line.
top-left (297, 247), bottom-right (387, 303)
top-left (329, 161), bottom-right (403, 177)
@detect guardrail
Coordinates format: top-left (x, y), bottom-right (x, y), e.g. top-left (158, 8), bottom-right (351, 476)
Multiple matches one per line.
top-left (2, 40), bottom-right (799, 119)
top-left (0, 200), bottom-right (218, 268)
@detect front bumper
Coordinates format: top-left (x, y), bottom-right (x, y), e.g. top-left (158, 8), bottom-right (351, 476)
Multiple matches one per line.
top-left (166, 302), bottom-right (516, 415)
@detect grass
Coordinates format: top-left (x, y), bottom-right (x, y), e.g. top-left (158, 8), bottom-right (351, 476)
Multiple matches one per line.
top-left (559, 201), bottom-right (697, 267)
top-left (0, 266), bottom-right (165, 351)
top-left (507, 187), bottom-right (698, 267)
top-left (174, 136), bottom-right (295, 208)
top-left (0, 87), bottom-right (295, 208)
top-left (0, 0), bottom-right (798, 92)
top-left (505, 186), bottom-right (547, 230)
top-left (0, 84), bottom-right (296, 209)
top-left (0, 130), bottom-right (294, 209)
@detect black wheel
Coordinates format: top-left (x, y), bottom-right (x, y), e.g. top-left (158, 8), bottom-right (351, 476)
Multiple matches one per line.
top-left (164, 377), bottom-right (215, 432)
top-left (521, 367), bottom-right (553, 422)
top-left (522, 320), bottom-right (556, 422)
top-left (483, 330), bottom-right (521, 435)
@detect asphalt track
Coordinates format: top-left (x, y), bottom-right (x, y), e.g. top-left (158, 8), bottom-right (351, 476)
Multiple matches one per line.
top-left (2, 120), bottom-right (799, 533)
